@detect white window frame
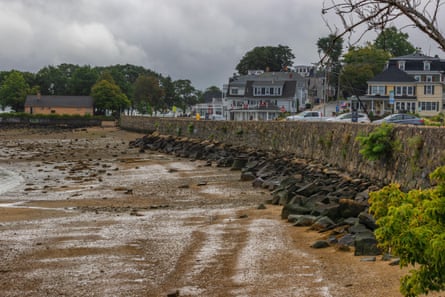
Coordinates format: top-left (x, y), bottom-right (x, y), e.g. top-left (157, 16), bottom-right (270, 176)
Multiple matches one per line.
top-left (419, 101), bottom-right (439, 111)
top-left (424, 85), bottom-right (435, 95)
top-left (253, 86), bottom-right (282, 96)
top-left (395, 86), bottom-right (414, 96)
top-left (424, 61), bottom-right (431, 71)
top-left (370, 85), bottom-right (385, 95)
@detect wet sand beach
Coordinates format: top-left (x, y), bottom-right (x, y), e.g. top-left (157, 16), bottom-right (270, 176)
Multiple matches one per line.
top-left (0, 127), bottom-right (438, 297)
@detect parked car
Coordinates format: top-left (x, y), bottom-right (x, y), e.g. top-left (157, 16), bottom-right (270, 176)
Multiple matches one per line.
top-left (325, 112), bottom-right (371, 123)
top-left (286, 111), bottom-right (323, 121)
top-left (210, 114), bottom-right (225, 121)
top-left (372, 113), bottom-right (424, 125)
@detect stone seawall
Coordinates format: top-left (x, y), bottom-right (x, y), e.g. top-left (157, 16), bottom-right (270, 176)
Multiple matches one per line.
top-left (120, 116), bottom-right (444, 189)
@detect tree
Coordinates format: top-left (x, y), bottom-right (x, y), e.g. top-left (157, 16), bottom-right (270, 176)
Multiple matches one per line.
top-left (173, 79), bottom-right (200, 112)
top-left (160, 76), bottom-right (176, 110)
top-left (317, 34), bottom-right (343, 63)
top-left (340, 44), bottom-right (391, 96)
top-left (322, 1), bottom-right (445, 53)
top-left (201, 86), bottom-right (222, 103)
top-left (91, 79), bottom-right (130, 116)
top-left (317, 35), bottom-right (344, 99)
top-left (133, 75), bottom-right (165, 114)
top-left (375, 26), bottom-right (416, 57)
top-left (69, 65), bottom-right (98, 95)
top-left (0, 70), bottom-right (29, 111)
top-left (369, 166), bottom-right (445, 296)
top-left (100, 64), bottom-right (158, 104)
top-left (235, 45), bottom-right (295, 75)
top-left (35, 64), bottom-right (75, 95)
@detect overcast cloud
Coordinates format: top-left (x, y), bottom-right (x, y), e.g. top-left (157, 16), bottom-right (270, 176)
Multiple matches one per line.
top-left (0, 0), bottom-right (443, 90)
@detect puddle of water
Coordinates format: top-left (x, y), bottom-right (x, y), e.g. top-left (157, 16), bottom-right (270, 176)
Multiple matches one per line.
top-left (0, 167), bottom-right (24, 195)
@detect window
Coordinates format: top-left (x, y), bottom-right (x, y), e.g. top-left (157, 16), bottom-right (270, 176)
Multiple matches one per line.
top-left (424, 85), bottom-right (435, 95)
top-left (419, 101), bottom-right (439, 111)
top-left (230, 88), bottom-right (239, 95)
top-left (426, 76), bottom-right (433, 82)
top-left (395, 86), bottom-right (414, 96)
top-left (424, 61), bottom-right (431, 71)
top-left (370, 85), bottom-right (385, 95)
top-left (398, 61), bottom-right (405, 71)
top-left (253, 86), bottom-right (282, 96)
top-left (414, 75), bottom-right (421, 82)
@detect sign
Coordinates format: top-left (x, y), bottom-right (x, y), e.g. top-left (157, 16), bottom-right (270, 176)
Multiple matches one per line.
top-left (389, 90), bottom-right (395, 104)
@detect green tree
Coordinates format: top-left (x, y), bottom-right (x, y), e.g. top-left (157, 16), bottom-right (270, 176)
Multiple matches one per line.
top-left (133, 75), bottom-right (165, 114)
top-left (235, 45), bottom-right (295, 75)
top-left (201, 86), bottom-right (222, 103)
top-left (69, 65), bottom-right (98, 95)
top-left (340, 44), bottom-right (391, 96)
top-left (100, 64), bottom-right (157, 103)
top-left (317, 35), bottom-right (344, 99)
top-left (173, 79), bottom-right (200, 112)
top-left (0, 70), bottom-right (29, 111)
top-left (97, 70), bottom-right (115, 84)
top-left (160, 76), bottom-right (176, 110)
top-left (374, 27), bottom-right (416, 57)
top-left (91, 79), bottom-right (130, 116)
top-left (369, 166), bottom-right (445, 296)
top-left (317, 34), bottom-right (343, 62)
top-left (35, 64), bottom-right (75, 95)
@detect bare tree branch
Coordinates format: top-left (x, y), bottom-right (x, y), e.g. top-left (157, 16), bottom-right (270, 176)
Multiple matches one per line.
top-left (322, 0), bottom-right (445, 52)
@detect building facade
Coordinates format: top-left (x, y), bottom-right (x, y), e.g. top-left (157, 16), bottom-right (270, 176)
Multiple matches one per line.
top-left (25, 95), bottom-right (94, 116)
top-left (225, 70), bottom-right (307, 121)
top-left (360, 52), bottom-right (445, 117)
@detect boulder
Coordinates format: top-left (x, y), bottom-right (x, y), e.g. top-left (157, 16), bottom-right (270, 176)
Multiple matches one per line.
top-left (288, 215), bottom-right (318, 226)
top-left (354, 231), bottom-right (381, 256)
top-left (240, 171), bottom-right (256, 181)
top-left (311, 216), bottom-right (336, 230)
top-left (281, 204), bottom-right (311, 219)
top-left (358, 211), bottom-right (377, 231)
top-left (311, 240), bottom-right (330, 249)
top-left (338, 198), bottom-right (367, 218)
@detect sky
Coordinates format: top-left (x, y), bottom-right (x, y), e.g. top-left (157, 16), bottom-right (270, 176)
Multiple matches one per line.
top-left (0, 0), bottom-right (444, 91)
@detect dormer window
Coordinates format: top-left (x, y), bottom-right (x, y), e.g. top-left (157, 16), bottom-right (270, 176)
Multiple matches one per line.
top-left (424, 61), bottom-right (431, 71)
top-left (426, 75), bottom-right (433, 82)
top-left (398, 61), bottom-right (405, 71)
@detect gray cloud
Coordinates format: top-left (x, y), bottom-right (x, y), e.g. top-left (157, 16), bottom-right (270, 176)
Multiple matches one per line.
top-left (0, 0), bottom-right (442, 90)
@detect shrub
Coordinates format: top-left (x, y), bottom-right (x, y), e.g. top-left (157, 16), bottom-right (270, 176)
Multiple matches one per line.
top-left (356, 123), bottom-right (399, 161)
top-left (369, 166), bottom-right (445, 296)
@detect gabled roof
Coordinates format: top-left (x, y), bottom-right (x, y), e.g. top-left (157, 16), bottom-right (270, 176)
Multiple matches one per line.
top-left (25, 95), bottom-right (94, 108)
top-left (368, 65), bottom-right (416, 83)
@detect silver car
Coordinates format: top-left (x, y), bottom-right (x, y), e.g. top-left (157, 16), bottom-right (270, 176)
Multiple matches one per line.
top-left (325, 112), bottom-right (371, 123)
top-left (286, 111), bottom-right (323, 121)
top-left (373, 113), bottom-right (424, 125)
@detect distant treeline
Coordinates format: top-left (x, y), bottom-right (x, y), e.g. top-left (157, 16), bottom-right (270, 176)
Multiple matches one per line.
top-left (0, 64), bottom-right (222, 115)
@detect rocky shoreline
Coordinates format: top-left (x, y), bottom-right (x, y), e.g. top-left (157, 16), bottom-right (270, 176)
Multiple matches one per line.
top-left (130, 132), bottom-right (392, 259)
